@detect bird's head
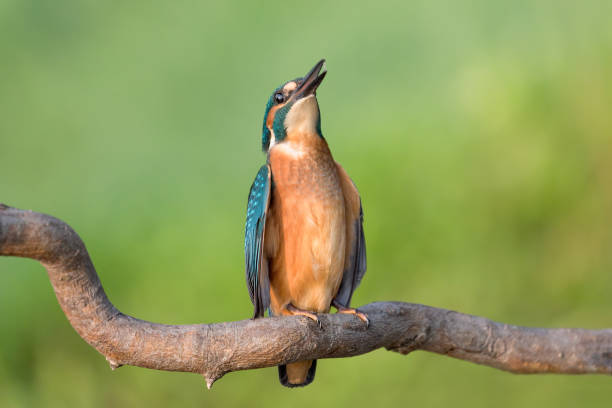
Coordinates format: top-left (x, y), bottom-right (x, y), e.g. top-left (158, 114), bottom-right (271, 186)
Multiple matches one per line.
top-left (261, 59), bottom-right (327, 152)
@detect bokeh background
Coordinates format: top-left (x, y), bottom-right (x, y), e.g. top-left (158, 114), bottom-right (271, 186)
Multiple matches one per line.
top-left (2, 1), bottom-right (612, 407)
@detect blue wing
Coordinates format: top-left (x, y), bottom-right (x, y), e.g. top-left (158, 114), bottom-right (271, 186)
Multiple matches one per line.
top-left (335, 202), bottom-right (366, 307)
top-left (244, 164), bottom-right (272, 318)
top-left (334, 163), bottom-right (367, 307)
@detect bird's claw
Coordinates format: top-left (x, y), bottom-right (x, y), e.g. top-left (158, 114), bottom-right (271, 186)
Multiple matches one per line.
top-left (354, 310), bottom-right (369, 328)
top-left (332, 301), bottom-right (369, 329)
top-left (301, 312), bottom-right (322, 330)
top-left (286, 303), bottom-right (322, 329)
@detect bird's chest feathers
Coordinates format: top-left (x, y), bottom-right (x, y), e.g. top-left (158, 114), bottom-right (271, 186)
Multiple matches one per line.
top-left (268, 140), bottom-right (346, 281)
top-left (269, 140), bottom-right (344, 214)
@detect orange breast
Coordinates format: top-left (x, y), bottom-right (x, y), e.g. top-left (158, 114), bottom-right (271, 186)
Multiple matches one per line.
top-left (265, 139), bottom-right (346, 314)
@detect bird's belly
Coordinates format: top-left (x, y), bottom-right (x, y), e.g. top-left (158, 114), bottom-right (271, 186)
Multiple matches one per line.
top-left (267, 163), bottom-right (346, 314)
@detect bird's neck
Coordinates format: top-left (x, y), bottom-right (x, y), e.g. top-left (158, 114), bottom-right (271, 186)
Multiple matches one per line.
top-left (283, 96), bottom-right (323, 141)
top-left (269, 130), bottom-right (331, 163)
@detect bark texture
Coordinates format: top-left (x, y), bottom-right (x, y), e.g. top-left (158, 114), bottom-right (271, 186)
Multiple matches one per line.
top-left (1, 204), bottom-right (611, 388)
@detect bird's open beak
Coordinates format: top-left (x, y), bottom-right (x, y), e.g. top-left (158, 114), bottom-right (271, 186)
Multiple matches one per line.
top-left (295, 59), bottom-right (327, 99)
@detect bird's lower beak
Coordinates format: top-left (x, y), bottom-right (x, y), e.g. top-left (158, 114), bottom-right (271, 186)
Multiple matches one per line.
top-left (295, 59), bottom-right (327, 99)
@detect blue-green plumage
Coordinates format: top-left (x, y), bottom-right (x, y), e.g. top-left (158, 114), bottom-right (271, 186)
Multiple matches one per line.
top-left (244, 164), bottom-right (272, 318)
top-left (271, 102), bottom-right (293, 143)
top-left (261, 96), bottom-right (274, 151)
top-left (261, 76), bottom-right (326, 152)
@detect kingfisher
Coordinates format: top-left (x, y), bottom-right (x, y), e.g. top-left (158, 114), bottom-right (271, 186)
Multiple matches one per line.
top-left (244, 59), bottom-right (368, 388)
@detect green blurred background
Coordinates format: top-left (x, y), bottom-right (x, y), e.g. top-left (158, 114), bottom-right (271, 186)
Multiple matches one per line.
top-left (1, 0), bottom-right (612, 406)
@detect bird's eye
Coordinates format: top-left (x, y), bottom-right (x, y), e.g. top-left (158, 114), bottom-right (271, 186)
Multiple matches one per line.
top-left (274, 93), bottom-right (285, 104)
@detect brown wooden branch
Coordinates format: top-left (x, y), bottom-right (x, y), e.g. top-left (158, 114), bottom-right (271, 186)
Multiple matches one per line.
top-left (1, 203), bottom-right (611, 388)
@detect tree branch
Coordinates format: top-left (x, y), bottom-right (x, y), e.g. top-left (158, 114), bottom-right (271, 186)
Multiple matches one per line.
top-left (1, 204), bottom-right (611, 388)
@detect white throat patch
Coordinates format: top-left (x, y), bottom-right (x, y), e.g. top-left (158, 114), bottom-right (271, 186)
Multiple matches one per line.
top-left (284, 95), bottom-right (319, 136)
top-left (269, 129), bottom-right (277, 148)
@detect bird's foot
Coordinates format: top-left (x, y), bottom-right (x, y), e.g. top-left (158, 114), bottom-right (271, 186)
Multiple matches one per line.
top-left (285, 303), bottom-right (322, 329)
top-left (332, 300), bottom-right (369, 328)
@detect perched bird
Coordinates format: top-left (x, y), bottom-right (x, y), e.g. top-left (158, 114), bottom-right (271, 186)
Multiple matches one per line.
top-left (244, 59), bottom-right (368, 388)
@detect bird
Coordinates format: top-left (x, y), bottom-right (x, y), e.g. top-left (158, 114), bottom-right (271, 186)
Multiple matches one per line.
top-left (244, 59), bottom-right (368, 388)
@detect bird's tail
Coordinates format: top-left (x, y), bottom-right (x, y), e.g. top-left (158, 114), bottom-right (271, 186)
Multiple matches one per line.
top-left (278, 359), bottom-right (317, 388)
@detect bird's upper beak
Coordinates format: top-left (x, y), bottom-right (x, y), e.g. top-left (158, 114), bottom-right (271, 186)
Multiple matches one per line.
top-left (294, 59), bottom-right (327, 99)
